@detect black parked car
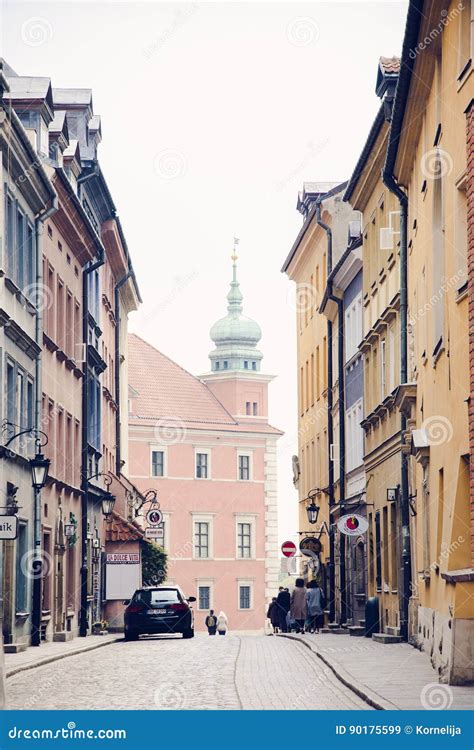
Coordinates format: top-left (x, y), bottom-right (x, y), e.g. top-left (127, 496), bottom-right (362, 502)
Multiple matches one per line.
top-left (123, 586), bottom-right (196, 641)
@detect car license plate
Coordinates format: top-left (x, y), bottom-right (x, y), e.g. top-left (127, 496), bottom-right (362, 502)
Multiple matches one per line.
top-left (148, 608), bottom-right (166, 615)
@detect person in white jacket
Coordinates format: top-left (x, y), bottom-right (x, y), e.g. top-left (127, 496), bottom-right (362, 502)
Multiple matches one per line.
top-left (216, 611), bottom-right (228, 635)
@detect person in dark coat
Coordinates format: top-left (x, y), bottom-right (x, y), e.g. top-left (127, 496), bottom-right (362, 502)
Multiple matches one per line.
top-left (205, 609), bottom-right (217, 635)
top-left (290, 578), bottom-right (308, 633)
top-left (266, 597), bottom-right (280, 633)
top-left (276, 586), bottom-right (291, 633)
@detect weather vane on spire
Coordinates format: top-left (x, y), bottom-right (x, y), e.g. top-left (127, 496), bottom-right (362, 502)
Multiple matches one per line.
top-left (231, 237), bottom-right (239, 264)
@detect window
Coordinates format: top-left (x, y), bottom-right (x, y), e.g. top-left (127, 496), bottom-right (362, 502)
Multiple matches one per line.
top-left (252, 402), bottom-right (258, 416)
top-left (198, 586), bottom-right (210, 610)
top-left (380, 339), bottom-right (386, 399)
top-left (215, 361), bottom-right (220, 370)
top-left (238, 454), bottom-right (250, 481)
top-left (194, 521), bottom-right (209, 558)
top-left (16, 522), bottom-right (29, 612)
top-left (239, 585), bottom-right (251, 610)
top-left (246, 402), bottom-right (251, 415)
top-left (252, 361), bottom-right (256, 370)
top-left (196, 452), bottom-right (209, 479)
top-left (432, 148), bottom-right (445, 353)
top-left (237, 522), bottom-right (251, 558)
top-left (375, 511), bottom-right (382, 591)
top-left (244, 360), bottom-right (249, 369)
top-left (151, 450), bottom-right (164, 477)
top-left (345, 293), bottom-right (362, 362)
top-left (223, 361), bottom-right (228, 369)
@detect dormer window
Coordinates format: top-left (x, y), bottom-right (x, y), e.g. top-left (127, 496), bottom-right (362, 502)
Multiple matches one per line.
top-left (215, 362), bottom-right (220, 370)
top-left (252, 361), bottom-right (256, 370)
top-left (244, 361), bottom-right (249, 369)
top-left (223, 361), bottom-right (228, 369)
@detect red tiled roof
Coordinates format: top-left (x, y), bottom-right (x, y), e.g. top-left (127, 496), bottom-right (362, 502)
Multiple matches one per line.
top-left (128, 334), bottom-right (237, 426)
top-left (128, 334), bottom-right (282, 436)
top-left (106, 512), bottom-right (144, 542)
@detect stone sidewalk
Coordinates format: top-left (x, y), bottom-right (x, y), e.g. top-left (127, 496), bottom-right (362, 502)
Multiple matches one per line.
top-left (4, 634), bottom-right (120, 678)
top-left (279, 633), bottom-right (474, 710)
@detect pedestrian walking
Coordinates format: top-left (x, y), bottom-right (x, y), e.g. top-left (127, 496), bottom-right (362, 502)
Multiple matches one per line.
top-left (205, 609), bottom-right (218, 635)
top-left (306, 580), bottom-right (325, 633)
top-left (290, 578), bottom-right (307, 633)
top-left (266, 597), bottom-right (279, 633)
top-left (216, 611), bottom-right (228, 635)
top-left (276, 586), bottom-right (291, 633)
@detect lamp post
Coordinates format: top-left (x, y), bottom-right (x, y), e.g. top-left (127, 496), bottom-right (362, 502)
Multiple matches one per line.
top-left (30, 445), bottom-right (50, 646)
top-left (2, 425), bottom-right (51, 648)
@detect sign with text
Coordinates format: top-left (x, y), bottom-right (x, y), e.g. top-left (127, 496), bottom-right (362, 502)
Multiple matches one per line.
top-left (145, 526), bottom-right (164, 540)
top-left (106, 552), bottom-right (141, 600)
top-left (337, 513), bottom-right (369, 537)
top-left (0, 515), bottom-right (18, 540)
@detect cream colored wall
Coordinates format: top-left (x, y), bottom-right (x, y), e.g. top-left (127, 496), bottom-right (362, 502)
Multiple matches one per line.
top-left (287, 219), bottom-right (330, 561)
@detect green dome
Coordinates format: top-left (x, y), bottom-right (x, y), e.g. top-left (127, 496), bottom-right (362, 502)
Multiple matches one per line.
top-left (209, 256), bottom-right (263, 372)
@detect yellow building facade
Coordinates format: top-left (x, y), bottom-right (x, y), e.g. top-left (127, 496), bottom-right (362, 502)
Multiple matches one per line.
top-left (282, 183), bottom-right (358, 614)
top-left (388, 0), bottom-right (474, 684)
top-left (344, 59), bottom-right (406, 637)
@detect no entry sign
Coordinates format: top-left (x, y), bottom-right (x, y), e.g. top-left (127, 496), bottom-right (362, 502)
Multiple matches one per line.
top-left (281, 540), bottom-right (297, 558)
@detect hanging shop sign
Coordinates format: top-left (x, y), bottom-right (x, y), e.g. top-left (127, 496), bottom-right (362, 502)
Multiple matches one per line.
top-left (146, 508), bottom-right (163, 527)
top-left (299, 536), bottom-right (322, 557)
top-left (145, 526), bottom-right (164, 540)
top-left (0, 515), bottom-right (18, 540)
top-left (337, 513), bottom-right (369, 537)
top-left (106, 552), bottom-right (141, 600)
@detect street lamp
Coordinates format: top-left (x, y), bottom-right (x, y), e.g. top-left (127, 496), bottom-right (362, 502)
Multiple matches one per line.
top-left (306, 501), bottom-right (320, 525)
top-left (101, 491), bottom-right (116, 520)
top-left (30, 450), bottom-right (50, 490)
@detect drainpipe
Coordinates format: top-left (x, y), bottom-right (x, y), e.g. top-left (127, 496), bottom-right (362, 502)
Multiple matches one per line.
top-left (382, 168), bottom-right (411, 642)
top-left (114, 269), bottom-right (132, 477)
top-left (79, 252), bottom-right (105, 638)
top-left (316, 201), bottom-right (335, 623)
top-left (32, 197), bottom-right (58, 647)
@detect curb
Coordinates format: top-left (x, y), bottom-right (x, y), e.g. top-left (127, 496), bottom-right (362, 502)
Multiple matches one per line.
top-left (6, 636), bottom-right (122, 679)
top-left (278, 633), bottom-right (398, 711)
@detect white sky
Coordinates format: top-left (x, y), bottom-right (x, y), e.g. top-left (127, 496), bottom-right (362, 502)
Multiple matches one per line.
top-left (1, 1), bottom-right (408, 546)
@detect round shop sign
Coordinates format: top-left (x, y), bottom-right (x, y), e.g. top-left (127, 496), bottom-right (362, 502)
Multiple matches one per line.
top-left (299, 536), bottom-right (322, 558)
top-left (337, 513), bottom-right (368, 537)
top-left (146, 508), bottom-right (163, 527)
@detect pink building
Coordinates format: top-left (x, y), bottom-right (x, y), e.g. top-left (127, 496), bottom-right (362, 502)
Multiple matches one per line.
top-left (128, 259), bottom-right (282, 631)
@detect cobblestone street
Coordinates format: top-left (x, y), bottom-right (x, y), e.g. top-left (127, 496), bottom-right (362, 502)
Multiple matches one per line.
top-left (6, 635), bottom-right (371, 711)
